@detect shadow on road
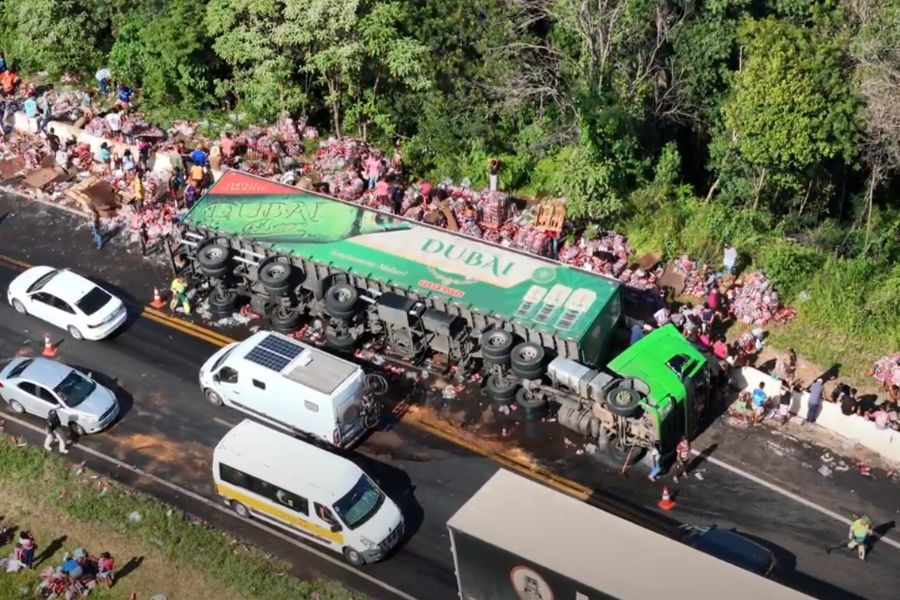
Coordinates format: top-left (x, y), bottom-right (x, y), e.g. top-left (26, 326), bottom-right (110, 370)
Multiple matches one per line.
top-left (68, 364), bottom-right (135, 428)
top-left (870, 520), bottom-right (896, 556)
top-left (346, 450), bottom-right (424, 550)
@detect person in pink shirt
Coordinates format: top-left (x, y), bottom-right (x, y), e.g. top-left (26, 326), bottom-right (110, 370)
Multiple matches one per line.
top-left (364, 154), bottom-right (382, 189)
top-left (220, 132), bottom-right (235, 162)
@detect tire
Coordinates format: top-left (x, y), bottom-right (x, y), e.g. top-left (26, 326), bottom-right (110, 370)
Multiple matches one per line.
top-left (259, 261), bottom-right (292, 295)
top-left (198, 243), bottom-right (230, 277)
top-left (485, 374), bottom-right (518, 405)
top-left (325, 328), bottom-right (356, 352)
top-left (515, 388), bottom-right (546, 421)
top-left (8, 399), bottom-right (24, 414)
top-left (69, 421), bottom-right (86, 438)
top-left (510, 342), bottom-right (545, 380)
top-left (480, 329), bottom-right (514, 362)
top-left (208, 288), bottom-right (237, 315)
top-left (605, 385), bottom-right (642, 418)
top-left (231, 501), bottom-right (250, 519)
top-left (343, 546), bottom-right (366, 567)
top-left (606, 439), bottom-right (644, 469)
top-left (204, 388), bottom-right (223, 407)
top-left (270, 305), bottom-right (301, 332)
top-left (12, 299), bottom-right (26, 314)
top-left (68, 326), bottom-right (84, 341)
top-left (324, 283), bottom-right (359, 320)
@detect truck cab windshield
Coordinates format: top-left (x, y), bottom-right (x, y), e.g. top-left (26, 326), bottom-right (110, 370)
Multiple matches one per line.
top-left (333, 475), bottom-right (384, 529)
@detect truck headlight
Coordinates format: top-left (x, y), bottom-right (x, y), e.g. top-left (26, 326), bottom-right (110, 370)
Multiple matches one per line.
top-left (359, 536), bottom-right (377, 549)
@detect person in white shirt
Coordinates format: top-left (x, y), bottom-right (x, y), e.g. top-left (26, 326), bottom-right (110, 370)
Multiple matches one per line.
top-left (95, 68), bottom-right (111, 94)
top-left (723, 243), bottom-right (738, 276)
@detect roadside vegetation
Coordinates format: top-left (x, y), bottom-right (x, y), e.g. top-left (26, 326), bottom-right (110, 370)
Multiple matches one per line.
top-left (0, 0), bottom-right (898, 380)
top-left (0, 432), bottom-right (357, 599)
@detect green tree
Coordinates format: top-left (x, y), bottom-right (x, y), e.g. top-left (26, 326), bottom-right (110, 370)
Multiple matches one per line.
top-left (717, 18), bottom-right (860, 209)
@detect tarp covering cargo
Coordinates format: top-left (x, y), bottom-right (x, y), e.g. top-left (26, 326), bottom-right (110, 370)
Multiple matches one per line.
top-left (185, 171), bottom-right (622, 359)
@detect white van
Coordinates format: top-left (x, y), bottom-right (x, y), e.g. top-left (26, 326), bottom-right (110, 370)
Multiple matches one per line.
top-left (199, 331), bottom-right (379, 447)
top-left (213, 420), bottom-right (404, 565)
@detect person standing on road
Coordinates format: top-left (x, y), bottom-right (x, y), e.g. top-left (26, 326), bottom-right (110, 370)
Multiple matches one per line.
top-left (90, 213), bottom-right (104, 250)
top-left (672, 436), bottom-right (691, 483)
top-left (169, 276), bottom-right (191, 315)
top-left (847, 515), bottom-right (873, 560)
top-left (648, 442), bottom-right (662, 482)
top-left (43, 409), bottom-right (68, 454)
top-left (805, 377), bottom-right (824, 424)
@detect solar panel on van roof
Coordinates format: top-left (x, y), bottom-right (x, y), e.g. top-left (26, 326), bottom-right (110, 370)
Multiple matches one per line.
top-left (245, 334), bottom-right (304, 372)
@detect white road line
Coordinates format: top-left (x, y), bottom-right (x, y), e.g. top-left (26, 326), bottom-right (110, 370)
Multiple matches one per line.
top-left (694, 449), bottom-right (900, 551)
top-left (213, 417), bottom-right (237, 428)
top-left (3, 413), bottom-right (418, 600)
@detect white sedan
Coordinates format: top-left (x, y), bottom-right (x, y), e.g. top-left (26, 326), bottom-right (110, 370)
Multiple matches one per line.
top-left (7, 266), bottom-right (127, 341)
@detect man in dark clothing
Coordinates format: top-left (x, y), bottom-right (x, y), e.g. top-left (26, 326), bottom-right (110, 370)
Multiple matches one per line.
top-left (43, 409), bottom-right (68, 454)
top-left (46, 127), bottom-right (60, 153)
top-left (840, 390), bottom-right (859, 416)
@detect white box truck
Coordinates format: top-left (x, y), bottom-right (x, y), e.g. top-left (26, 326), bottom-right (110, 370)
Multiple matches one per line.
top-left (447, 470), bottom-right (814, 600)
top-left (199, 330), bottom-right (380, 447)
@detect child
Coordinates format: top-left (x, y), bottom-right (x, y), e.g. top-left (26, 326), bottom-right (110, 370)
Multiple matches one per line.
top-left (96, 552), bottom-right (115, 590)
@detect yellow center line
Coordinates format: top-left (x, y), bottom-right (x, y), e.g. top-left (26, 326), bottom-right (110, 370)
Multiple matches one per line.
top-left (0, 252), bottom-right (600, 504)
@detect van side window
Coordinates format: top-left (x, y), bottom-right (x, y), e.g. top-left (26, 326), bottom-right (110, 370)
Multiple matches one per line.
top-left (219, 367), bottom-right (238, 384)
top-left (219, 463), bottom-right (251, 489)
top-left (275, 489), bottom-right (309, 515)
top-left (251, 478), bottom-right (276, 500)
top-left (314, 502), bottom-right (335, 523)
top-left (252, 379), bottom-right (266, 390)
top-left (304, 400), bottom-right (319, 412)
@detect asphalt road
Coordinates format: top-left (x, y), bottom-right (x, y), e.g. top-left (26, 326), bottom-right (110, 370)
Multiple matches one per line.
top-left (1, 193), bottom-right (899, 599)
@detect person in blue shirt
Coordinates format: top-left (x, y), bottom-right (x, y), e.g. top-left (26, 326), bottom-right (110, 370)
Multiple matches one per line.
top-left (116, 83), bottom-right (134, 112)
top-left (0, 51), bottom-right (6, 72)
top-left (751, 381), bottom-right (769, 425)
top-left (189, 145), bottom-right (208, 167)
top-left (22, 93), bottom-right (37, 131)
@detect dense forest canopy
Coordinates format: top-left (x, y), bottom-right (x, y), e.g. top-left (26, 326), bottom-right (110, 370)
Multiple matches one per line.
top-left (1, 0), bottom-right (898, 371)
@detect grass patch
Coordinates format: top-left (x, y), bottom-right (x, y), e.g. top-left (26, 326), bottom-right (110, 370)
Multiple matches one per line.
top-left (0, 434), bottom-right (358, 599)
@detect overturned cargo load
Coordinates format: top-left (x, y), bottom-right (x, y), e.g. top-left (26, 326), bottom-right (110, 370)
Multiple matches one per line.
top-left (181, 171), bottom-right (622, 364)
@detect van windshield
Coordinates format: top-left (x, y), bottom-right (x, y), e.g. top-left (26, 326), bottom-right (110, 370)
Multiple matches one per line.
top-left (333, 475), bottom-right (384, 530)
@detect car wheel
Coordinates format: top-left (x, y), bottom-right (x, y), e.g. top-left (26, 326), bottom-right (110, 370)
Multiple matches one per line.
top-left (605, 385), bottom-right (642, 418)
top-left (7, 399), bottom-right (25, 414)
top-left (231, 501), bottom-right (250, 519)
top-left (510, 342), bottom-right (545, 380)
top-left (12, 299), bottom-right (26, 314)
top-left (69, 421), bottom-right (86, 438)
top-left (343, 546), bottom-right (366, 567)
top-left (259, 261), bottom-right (293, 296)
top-left (484, 374), bottom-right (518, 405)
top-left (68, 326), bottom-right (84, 341)
top-left (204, 388), bottom-right (223, 407)
top-left (324, 283), bottom-right (359, 320)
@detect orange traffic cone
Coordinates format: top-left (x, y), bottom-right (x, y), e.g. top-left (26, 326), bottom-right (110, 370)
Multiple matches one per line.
top-left (150, 286), bottom-right (166, 309)
top-left (42, 333), bottom-right (58, 357)
top-left (658, 485), bottom-right (676, 511)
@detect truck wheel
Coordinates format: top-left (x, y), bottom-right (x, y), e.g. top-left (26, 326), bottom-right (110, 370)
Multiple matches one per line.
top-left (480, 329), bottom-right (514, 362)
top-left (485, 374), bottom-right (518, 405)
top-left (325, 328), bottom-right (356, 352)
top-left (325, 283), bottom-right (359, 320)
top-left (208, 288), bottom-right (237, 315)
top-left (249, 295), bottom-right (270, 316)
top-left (197, 243), bottom-right (230, 277)
top-left (515, 388), bottom-right (546, 421)
top-left (510, 342), bottom-right (545, 380)
top-left (343, 546), bottom-right (366, 567)
top-left (605, 386), bottom-right (642, 418)
top-left (270, 305), bottom-right (301, 332)
top-left (259, 261), bottom-right (292, 295)
top-left (607, 440), bottom-right (644, 469)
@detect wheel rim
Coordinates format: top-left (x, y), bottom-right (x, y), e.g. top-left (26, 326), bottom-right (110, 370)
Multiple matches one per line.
top-left (266, 264), bottom-right (287, 278)
top-left (205, 246), bottom-right (225, 260)
top-left (10, 400), bottom-right (23, 413)
top-left (235, 503), bottom-right (248, 517)
top-left (71, 423), bottom-right (85, 437)
top-left (13, 300), bottom-right (25, 313)
top-left (347, 549), bottom-right (360, 563)
top-left (334, 288), bottom-right (352, 302)
top-left (274, 306), bottom-right (292, 319)
top-left (486, 332), bottom-right (509, 348)
top-left (70, 327), bottom-right (83, 340)
top-left (213, 289), bottom-right (232, 303)
top-left (518, 346), bottom-right (539, 360)
top-left (206, 390), bottom-right (221, 405)
top-left (612, 390), bottom-right (632, 407)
